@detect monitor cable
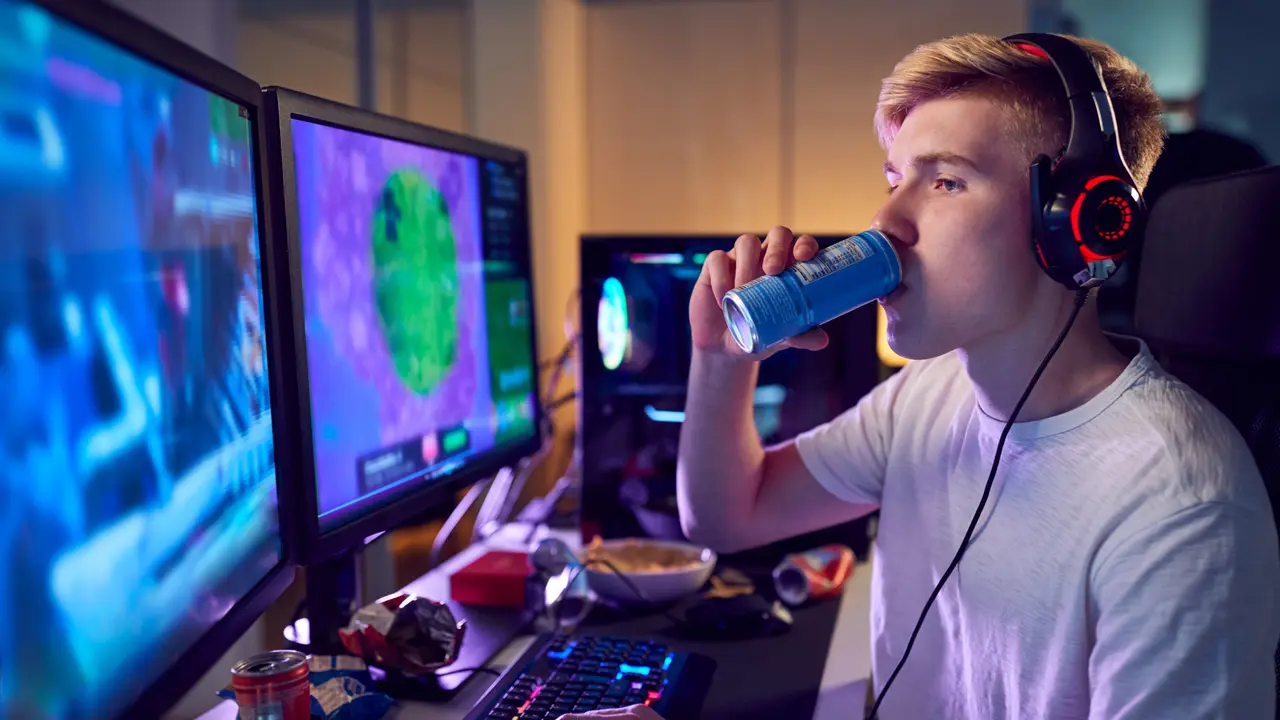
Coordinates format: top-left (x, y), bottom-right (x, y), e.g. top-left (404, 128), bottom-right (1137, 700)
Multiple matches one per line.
top-left (550, 557), bottom-right (692, 634)
top-left (867, 288), bottom-right (1090, 719)
top-left (427, 478), bottom-right (493, 570)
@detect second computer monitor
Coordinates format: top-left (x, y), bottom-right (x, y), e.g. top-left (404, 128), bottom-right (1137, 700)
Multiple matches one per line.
top-left (265, 89), bottom-right (542, 563)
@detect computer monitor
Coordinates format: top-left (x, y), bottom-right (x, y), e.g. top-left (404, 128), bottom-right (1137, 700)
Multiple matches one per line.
top-left (262, 88), bottom-right (543, 676)
top-left (263, 86), bottom-right (542, 551)
top-left (578, 235), bottom-right (885, 556)
top-left (0, 0), bottom-right (293, 717)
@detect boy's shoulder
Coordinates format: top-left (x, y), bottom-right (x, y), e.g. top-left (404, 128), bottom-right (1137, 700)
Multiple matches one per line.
top-left (1107, 347), bottom-right (1264, 504)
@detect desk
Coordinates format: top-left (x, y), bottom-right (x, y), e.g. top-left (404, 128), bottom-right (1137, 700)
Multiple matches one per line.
top-left (199, 524), bottom-right (871, 720)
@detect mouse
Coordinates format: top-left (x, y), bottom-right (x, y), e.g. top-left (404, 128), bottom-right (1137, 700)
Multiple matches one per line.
top-left (681, 593), bottom-right (793, 640)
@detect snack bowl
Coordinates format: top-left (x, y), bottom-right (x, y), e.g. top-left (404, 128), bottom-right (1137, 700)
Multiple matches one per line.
top-left (581, 538), bottom-right (717, 605)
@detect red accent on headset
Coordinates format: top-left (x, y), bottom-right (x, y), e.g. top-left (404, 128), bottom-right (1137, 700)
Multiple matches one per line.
top-left (1072, 175), bottom-right (1133, 244)
top-left (1014, 42), bottom-right (1050, 59)
top-left (1079, 243), bottom-right (1125, 264)
top-left (1096, 196), bottom-right (1133, 241)
top-left (1085, 175), bottom-right (1126, 190)
top-left (1070, 192), bottom-right (1086, 242)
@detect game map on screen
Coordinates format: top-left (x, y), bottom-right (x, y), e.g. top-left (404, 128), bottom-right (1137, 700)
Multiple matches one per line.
top-left (290, 119), bottom-right (538, 530)
top-left (0, 1), bottom-right (280, 717)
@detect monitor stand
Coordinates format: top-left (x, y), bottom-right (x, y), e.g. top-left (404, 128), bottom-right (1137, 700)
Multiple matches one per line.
top-left (284, 549), bottom-right (363, 657)
top-left (285, 543), bottom-right (531, 702)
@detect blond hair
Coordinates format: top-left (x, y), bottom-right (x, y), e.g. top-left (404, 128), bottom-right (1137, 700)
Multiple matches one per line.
top-left (874, 34), bottom-right (1166, 190)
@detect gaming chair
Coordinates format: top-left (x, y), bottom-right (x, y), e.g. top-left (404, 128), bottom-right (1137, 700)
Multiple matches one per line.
top-left (1130, 164), bottom-right (1280, 715)
top-left (1098, 129), bottom-right (1268, 336)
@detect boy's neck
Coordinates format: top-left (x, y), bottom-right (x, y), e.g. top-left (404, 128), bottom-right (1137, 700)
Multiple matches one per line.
top-left (958, 297), bottom-right (1134, 425)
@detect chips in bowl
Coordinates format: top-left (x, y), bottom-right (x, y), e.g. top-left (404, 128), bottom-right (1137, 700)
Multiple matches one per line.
top-left (581, 537), bottom-right (717, 604)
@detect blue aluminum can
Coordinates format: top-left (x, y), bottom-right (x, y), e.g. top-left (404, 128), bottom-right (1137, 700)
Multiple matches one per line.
top-left (721, 230), bottom-right (901, 354)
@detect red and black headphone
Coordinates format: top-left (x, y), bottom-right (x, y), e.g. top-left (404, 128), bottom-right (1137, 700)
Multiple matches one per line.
top-left (1003, 32), bottom-right (1146, 290)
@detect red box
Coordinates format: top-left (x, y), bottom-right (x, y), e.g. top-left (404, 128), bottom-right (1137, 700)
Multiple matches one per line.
top-left (449, 550), bottom-right (532, 608)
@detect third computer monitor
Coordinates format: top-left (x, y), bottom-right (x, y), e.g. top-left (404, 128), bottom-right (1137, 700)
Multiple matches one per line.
top-left (264, 89), bottom-right (543, 563)
top-left (578, 234), bottom-right (886, 546)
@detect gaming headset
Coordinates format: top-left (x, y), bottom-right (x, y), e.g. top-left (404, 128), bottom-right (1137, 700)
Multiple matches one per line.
top-left (1003, 32), bottom-right (1146, 290)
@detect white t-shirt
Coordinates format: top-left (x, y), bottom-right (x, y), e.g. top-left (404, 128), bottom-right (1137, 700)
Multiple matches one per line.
top-left (795, 338), bottom-right (1280, 720)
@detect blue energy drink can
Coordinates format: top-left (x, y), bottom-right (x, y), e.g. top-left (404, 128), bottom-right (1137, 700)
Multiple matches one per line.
top-left (722, 230), bottom-right (901, 354)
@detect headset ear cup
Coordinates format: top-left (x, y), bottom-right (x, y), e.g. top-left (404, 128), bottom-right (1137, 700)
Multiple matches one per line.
top-left (1028, 155), bottom-right (1054, 272)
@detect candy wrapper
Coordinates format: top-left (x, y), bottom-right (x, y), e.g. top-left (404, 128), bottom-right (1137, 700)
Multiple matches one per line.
top-left (337, 593), bottom-right (466, 676)
top-left (217, 655), bottom-right (393, 720)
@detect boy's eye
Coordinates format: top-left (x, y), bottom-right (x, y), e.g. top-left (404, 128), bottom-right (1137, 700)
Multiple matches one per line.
top-left (935, 178), bottom-right (963, 193)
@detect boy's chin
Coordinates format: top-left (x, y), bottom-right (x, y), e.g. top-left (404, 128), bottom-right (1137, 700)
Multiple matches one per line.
top-left (886, 327), bottom-right (955, 362)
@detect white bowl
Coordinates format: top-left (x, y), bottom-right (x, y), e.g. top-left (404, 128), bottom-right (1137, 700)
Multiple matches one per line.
top-left (582, 538), bottom-right (717, 605)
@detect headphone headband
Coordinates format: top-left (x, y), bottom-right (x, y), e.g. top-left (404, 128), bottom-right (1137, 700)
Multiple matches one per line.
top-left (999, 32), bottom-right (1145, 289)
top-left (1003, 33), bottom-right (1123, 172)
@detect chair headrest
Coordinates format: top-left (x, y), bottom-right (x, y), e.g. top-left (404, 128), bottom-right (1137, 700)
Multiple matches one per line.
top-left (1143, 129), bottom-right (1268, 207)
top-left (1134, 164), bottom-right (1280, 360)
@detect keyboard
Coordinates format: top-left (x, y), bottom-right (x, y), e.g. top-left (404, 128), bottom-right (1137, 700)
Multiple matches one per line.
top-left (464, 633), bottom-right (716, 720)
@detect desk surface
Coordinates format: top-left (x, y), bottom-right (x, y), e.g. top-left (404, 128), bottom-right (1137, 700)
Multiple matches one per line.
top-left (199, 524), bottom-right (871, 720)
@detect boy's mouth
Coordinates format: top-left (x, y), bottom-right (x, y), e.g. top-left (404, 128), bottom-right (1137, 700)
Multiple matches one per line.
top-left (878, 284), bottom-right (907, 305)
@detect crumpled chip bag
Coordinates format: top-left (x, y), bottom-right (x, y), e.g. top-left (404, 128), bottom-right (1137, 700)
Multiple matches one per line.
top-left (337, 593), bottom-right (465, 676)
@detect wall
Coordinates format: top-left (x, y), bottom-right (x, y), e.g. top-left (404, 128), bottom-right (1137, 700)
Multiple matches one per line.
top-left (1200, 0), bottom-right (1280, 160)
top-left (1060, 0), bottom-right (1206, 102)
top-left (467, 0), bottom-right (588, 430)
top-left (113, 0), bottom-right (237, 64)
top-left (1056, 0), bottom-right (1207, 131)
top-left (585, 0), bottom-right (785, 234)
top-left (1047, 0), bottom-right (1277, 159)
top-left (584, 0), bottom-right (1028, 235)
top-left (789, 0), bottom-right (1027, 232)
top-left (237, 2), bottom-right (467, 131)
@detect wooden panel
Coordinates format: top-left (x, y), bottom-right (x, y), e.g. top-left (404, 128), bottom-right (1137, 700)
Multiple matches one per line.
top-left (236, 9), bottom-right (465, 131)
top-left (537, 0), bottom-right (590, 364)
top-left (466, 0), bottom-right (587, 432)
top-left (238, 16), bottom-right (359, 104)
top-left (789, 0), bottom-right (1027, 232)
top-left (402, 5), bottom-right (467, 132)
top-left (586, 0), bottom-right (783, 234)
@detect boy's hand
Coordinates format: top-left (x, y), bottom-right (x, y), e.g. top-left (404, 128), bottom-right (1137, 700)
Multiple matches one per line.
top-left (690, 226), bottom-right (829, 359)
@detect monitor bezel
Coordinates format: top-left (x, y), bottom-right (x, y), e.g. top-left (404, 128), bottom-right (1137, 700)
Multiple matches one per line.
top-left (263, 87), bottom-right (545, 566)
top-left (25, 0), bottom-right (297, 717)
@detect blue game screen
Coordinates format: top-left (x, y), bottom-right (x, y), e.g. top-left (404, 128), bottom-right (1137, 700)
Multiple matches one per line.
top-left (0, 1), bottom-right (281, 716)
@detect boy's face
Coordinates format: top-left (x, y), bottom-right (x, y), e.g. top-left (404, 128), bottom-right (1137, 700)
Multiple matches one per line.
top-left (874, 94), bottom-right (1051, 360)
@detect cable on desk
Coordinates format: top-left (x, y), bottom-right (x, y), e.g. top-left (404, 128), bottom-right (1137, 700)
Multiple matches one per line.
top-left (551, 558), bottom-right (690, 632)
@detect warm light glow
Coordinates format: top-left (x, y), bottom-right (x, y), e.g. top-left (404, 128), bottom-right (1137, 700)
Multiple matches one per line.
top-left (876, 305), bottom-right (908, 367)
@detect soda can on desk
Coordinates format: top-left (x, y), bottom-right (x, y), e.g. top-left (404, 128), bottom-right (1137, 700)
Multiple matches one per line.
top-left (230, 650), bottom-right (311, 720)
top-left (773, 543), bottom-right (856, 606)
top-left (721, 230), bottom-right (901, 355)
